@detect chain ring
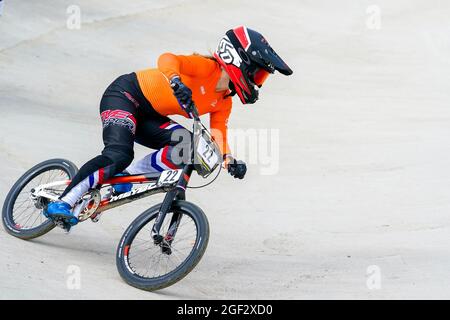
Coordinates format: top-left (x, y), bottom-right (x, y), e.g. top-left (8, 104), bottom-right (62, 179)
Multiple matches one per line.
top-left (77, 190), bottom-right (101, 221)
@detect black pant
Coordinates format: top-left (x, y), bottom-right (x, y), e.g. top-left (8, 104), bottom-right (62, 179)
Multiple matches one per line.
top-left (60, 73), bottom-right (190, 203)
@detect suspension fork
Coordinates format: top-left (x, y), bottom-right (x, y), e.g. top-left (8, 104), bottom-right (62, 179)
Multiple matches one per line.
top-left (151, 165), bottom-right (193, 244)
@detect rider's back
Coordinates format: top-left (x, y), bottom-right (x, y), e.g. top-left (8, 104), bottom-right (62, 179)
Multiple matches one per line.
top-left (135, 53), bottom-right (231, 118)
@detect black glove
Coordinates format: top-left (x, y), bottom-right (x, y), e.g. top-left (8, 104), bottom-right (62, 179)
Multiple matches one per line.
top-left (170, 76), bottom-right (192, 106)
top-left (228, 159), bottom-right (247, 179)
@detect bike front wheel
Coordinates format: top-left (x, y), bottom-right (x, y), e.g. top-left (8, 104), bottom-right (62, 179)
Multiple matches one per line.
top-left (116, 200), bottom-right (209, 291)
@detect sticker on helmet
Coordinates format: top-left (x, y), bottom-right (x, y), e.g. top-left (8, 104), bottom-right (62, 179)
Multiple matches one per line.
top-left (216, 36), bottom-right (242, 68)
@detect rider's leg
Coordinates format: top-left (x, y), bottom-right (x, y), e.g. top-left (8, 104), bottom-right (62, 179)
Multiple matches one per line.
top-left (46, 139), bottom-right (135, 222)
top-left (125, 117), bottom-right (192, 175)
top-left (46, 80), bottom-right (139, 221)
top-left (126, 145), bottom-right (182, 174)
top-left (59, 148), bottom-right (134, 207)
top-left (59, 108), bottom-right (137, 207)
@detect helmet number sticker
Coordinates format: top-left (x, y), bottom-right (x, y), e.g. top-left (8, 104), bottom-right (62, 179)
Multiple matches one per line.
top-left (217, 36), bottom-right (242, 67)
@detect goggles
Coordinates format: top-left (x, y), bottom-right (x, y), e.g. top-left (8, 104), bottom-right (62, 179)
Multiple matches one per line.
top-left (248, 66), bottom-right (270, 87)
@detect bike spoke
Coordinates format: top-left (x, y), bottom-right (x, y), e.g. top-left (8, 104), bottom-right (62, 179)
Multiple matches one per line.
top-left (30, 210), bottom-right (44, 229)
top-left (130, 240), bottom-right (153, 249)
top-left (12, 199), bottom-right (32, 212)
top-left (13, 201), bottom-right (35, 219)
top-left (20, 212), bottom-right (36, 228)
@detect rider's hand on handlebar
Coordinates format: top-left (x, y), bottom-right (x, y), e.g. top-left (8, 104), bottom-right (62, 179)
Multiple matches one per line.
top-left (225, 156), bottom-right (247, 179)
top-left (223, 154), bottom-right (234, 169)
top-left (170, 76), bottom-right (193, 108)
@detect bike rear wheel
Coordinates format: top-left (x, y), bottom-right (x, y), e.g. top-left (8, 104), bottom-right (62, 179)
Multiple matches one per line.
top-left (2, 158), bottom-right (78, 240)
top-left (116, 200), bottom-right (209, 291)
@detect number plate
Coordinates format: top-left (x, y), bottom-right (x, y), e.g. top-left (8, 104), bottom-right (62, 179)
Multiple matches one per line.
top-left (158, 169), bottom-right (183, 185)
top-left (197, 136), bottom-right (219, 170)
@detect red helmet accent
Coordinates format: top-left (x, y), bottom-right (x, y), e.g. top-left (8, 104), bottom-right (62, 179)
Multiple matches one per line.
top-left (233, 26), bottom-right (251, 50)
top-left (213, 52), bottom-right (250, 104)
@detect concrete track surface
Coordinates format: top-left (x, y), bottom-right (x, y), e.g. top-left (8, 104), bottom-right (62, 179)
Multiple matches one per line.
top-left (1, 0), bottom-right (450, 299)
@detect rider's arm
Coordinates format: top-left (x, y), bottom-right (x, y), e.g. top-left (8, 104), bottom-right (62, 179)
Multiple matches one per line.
top-left (158, 53), bottom-right (217, 80)
top-left (210, 98), bottom-right (232, 156)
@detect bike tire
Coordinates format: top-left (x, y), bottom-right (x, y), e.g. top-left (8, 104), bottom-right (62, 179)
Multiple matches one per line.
top-left (2, 158), bottom-right (78, 240)
top-left (116, 200), bottom-right (210, 291)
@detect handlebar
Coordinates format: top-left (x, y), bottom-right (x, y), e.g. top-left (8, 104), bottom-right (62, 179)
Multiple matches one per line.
top-left (170, 79), bottom-right (221, 177)
top-left (189, 102), bottom-right (200, 121)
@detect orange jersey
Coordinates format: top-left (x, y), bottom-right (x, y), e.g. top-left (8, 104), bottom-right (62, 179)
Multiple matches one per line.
top-left (135, 53), bottom-right (232, 155)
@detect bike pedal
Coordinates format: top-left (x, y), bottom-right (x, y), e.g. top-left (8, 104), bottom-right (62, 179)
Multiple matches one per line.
top-left (54, 220), bottom-right (69, 232)
top-left (52, 217), bottom-right (74, 233)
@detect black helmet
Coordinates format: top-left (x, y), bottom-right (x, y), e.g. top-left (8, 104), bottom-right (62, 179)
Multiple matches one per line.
top-left (214, 26), bottom-right (293, 104)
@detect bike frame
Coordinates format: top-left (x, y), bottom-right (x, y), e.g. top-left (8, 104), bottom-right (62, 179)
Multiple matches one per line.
top-left (95, 167), bottom-right (191, 213)
top-left (33, 165), bottom-right (192, 242)
top-left (100, 164), bottom-right (193, 242)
